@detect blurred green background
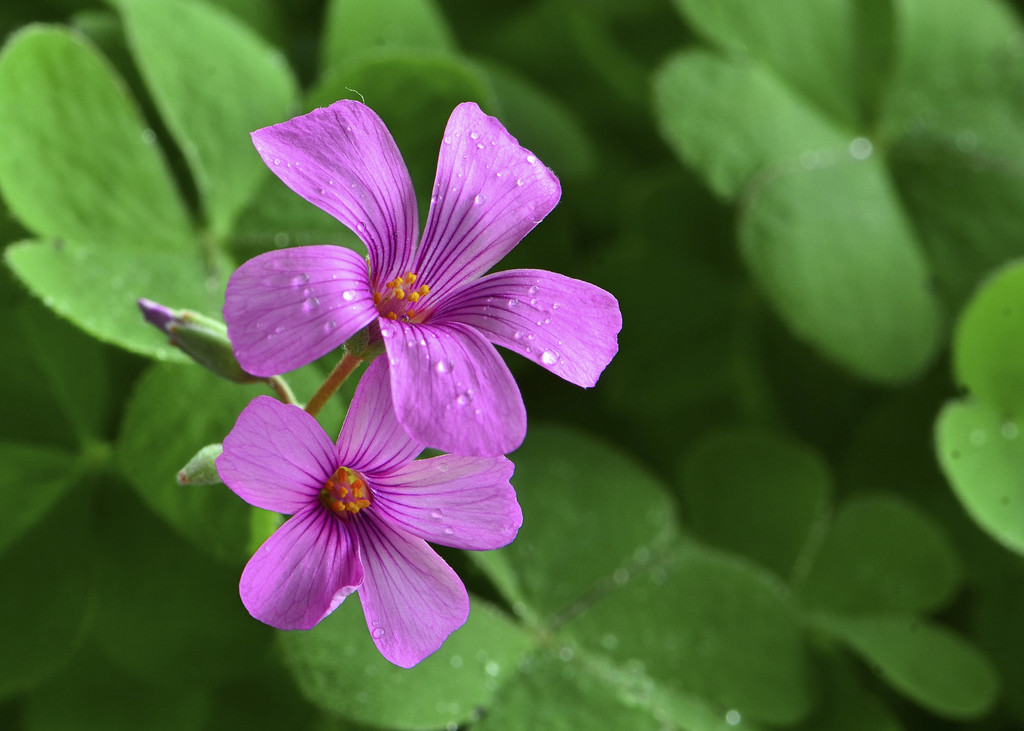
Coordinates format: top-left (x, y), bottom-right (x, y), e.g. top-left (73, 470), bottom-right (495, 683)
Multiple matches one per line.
top-left (2, 0), bottom-right (1024, 728)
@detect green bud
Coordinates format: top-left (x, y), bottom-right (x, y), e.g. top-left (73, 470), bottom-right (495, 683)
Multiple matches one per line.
top-left (176, 443), bottom-right (224, 485)
top-left (138, 298), bottom-right (257, 383)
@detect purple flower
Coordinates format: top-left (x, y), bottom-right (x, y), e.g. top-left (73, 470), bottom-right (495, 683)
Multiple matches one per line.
top-left (216, 358), bottom-right (521, 667)
top-left (224, 100), bottom-right (621, 456)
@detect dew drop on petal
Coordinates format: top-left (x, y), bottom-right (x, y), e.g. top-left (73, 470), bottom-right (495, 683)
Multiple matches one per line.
top-left (513, 331), bottom-right (523, 340)
top-left (380, 326), bottom-right (393, 339)
top-left (290, 273), bottom-right (310, 286)
top-left (356, 222), bottom-right (365, 232)
top-left (541, 350), bottom-right (558, 365)
top-left (341, 290), bottom-right (356, 301)
top-left (443, 527), bottom-right (455, 536)
top-left (302, 298), bottom-right (320, 312)
top-left (474, 193), bottom-right (486, 205)
top-left (528, 284), bottom-right (539, 295)
top-left (371, 627), bottom-right (385, 639)
top-left (273, 158), bottom-right (281, 165)
top-left (526, 154), bottom-right (537, 164)
top-left (516, 178), bottom-right (524, 187)
top-left (470, 131), bottom-right (479, 140)
top-left (508, 298), bottom-right (519, 308)
top-left (456, 392), bottom-right (472, 406)
top-left (436, 360), bottom-right (453, 374)
top-left (323, 320), bottom-right (337, 334)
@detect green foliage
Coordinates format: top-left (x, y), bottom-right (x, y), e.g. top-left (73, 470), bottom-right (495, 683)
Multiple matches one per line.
top-left (0, 0), bottom-right (1022, 728)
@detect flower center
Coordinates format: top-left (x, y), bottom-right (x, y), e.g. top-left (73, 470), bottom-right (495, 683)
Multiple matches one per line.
top-left (373, 272), bottom-right (431, 323)
top-left (318, 466), bottom-right (371, 518)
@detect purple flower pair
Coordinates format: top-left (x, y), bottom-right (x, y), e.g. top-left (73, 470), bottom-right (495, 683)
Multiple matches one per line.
top-left (217, 100), bottom-right (621, 666)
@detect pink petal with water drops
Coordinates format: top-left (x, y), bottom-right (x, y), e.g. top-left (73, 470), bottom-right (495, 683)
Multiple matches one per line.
top-left (336, 358), bottom-right (424, 474)
top-left (251, 100), bottom-right (418, 283)
top-left (217, 395), bottom-right (336, 514)
top-left (434, 268), bottom-right (622, 387)
top-left (240, 505), bottom-right (363, 630)
top-left (414, 102), bottom-right (561, 298)
top-left (381, 320), bottom-right (526, 456)
top-left (224, 245), bottom-right (377, 377)
top-left (353, 516), bottom-right (468, 668)
top-left (371, 455), bottom-right (520, 550)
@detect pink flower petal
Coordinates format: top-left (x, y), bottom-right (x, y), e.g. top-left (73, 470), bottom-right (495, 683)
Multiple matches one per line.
top-left (434, 268), bottom-right (622, 387)
top-left (217, 395), bottom-right (336, 514)
top-left (240, 505), bottom-right (363, 630)
top-left (371, 455), bottom-right (521, 550)
top-left (336, 357), bottom-right (424, 474)
top-left (251, 100), bottom-right (418, 284)
top-left (414, 102), bottom-right (561, 297)
top-left (353, 516), bottom-right (469, 667)
top-left (224, 245), bottom-right (377, 377)
top-left (380, 320), bottom-right (526, 456)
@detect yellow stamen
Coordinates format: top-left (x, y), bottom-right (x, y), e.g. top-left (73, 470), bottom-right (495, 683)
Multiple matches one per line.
top-left (386, 312), bottom-right (398, 320)
top-left (407, 292), bottom-right (420, 303)
top-left (373, 292), bottom-right (382, 305)
top-left (395, 289), bottom-right (405, 300)
top-left (404, 272), bottom-right (417, 285)
top-left (417, 285), bottom-right (430, 296)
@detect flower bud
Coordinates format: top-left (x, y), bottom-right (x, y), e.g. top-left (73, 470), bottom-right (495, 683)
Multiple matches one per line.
top-left (138, 298), bottom-right (257, 383)
top-left (176, 443), bottom-right (224, 485)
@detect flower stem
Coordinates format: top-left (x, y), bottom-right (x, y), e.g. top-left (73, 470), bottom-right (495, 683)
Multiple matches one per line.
top-left (265, 375), bottom-right (298, 405)
top-left (305, 351), bottom-right (363, 417)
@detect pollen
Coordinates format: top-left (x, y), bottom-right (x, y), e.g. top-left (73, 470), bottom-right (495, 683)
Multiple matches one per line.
top-left (319, 466), bottom-right (371, 517)
top-left (374, 272), bottom-right (431, 323)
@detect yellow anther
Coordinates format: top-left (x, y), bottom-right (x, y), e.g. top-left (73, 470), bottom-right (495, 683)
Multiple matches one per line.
top-left (407, 292), bottom-right (420, 303)
top-left (404, 272), bottom-right (417, 285)
top-left (373, 292), bottom-right (382, 305)
top-left (386, 312), bottom-right (398, 320)
top-left (395, 289), bottom-right (405, 300)
top-left (417, 285), bottom-right (430, 296)
top-left (319, 466), bottom-right (371, 518)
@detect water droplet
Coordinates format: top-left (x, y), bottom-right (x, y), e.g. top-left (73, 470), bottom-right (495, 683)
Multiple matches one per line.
top-left (849, 137), bottom-right (873, 160)
top-left (513, 331), bottom-right (523, 340)
top-left (323, 320), bottom-right (337, 334)
top-left (508, 298), bottom-right (519, 308)
top-left (356, 222), bottom-right (365, 232)
top-left (290, 273), bottom-right (310, 286)
top-left (541, 350), bottom-right (558, 365)
top-left (274, 326), bottom-right (285, 334)
top-left (476, 142), bottom-right (485, 149)
top-left (371, 627), bottom-right (385, 639)
top-left (473, 193), bottom-right (486, 205)
top-left (526, 154), bottom-right (537, 164)
top-left (528, 284), bottom-right (539, 295)
top-left (443, 135), bottom-right (453, 145)
top-left (342, 290), bottom-right (356, 301)
top-left (436, 360), bottom-right (453, 374)
top-left (456, 391), bottom-right (472, 406)
top-left (516, 178), bottom-right (524, 187)
top-left (430, 510), bottom-right (443, 519)
top-left (470, 131), bottom-right (480, 140)
top-left (380, 326), bottom-right (393, 338)
top-left (302, 298), bottom-right (320, 312)
top-left (443, 526), bottom-right (455, 536)
top-left (273, 158), bottom-right (281, 165)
